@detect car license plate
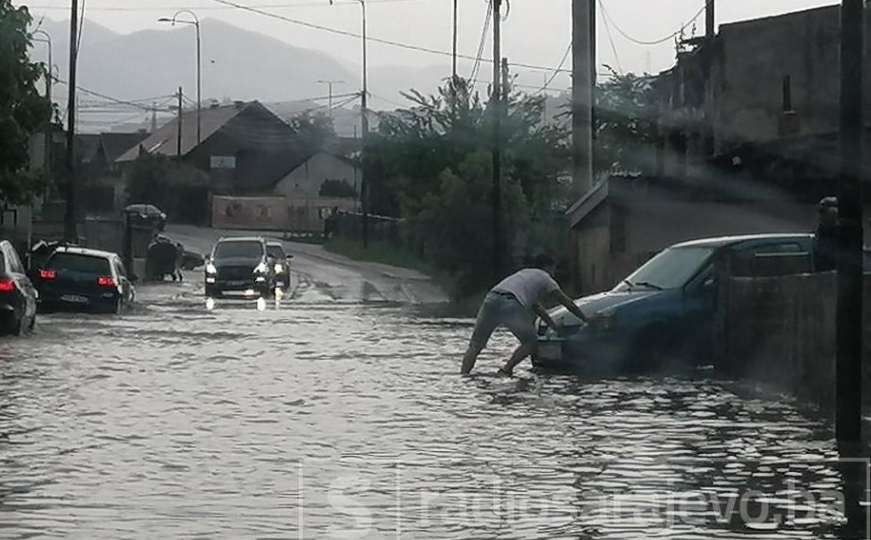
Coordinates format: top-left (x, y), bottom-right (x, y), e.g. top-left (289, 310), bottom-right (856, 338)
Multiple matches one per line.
top-left (538, 341), bottom-right (562, 361)
top-left (60, 294), bottom-right (88, 304)
top-left (227, 280), bottom-right (247, 287)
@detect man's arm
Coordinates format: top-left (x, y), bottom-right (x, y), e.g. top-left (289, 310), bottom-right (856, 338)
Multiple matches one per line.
top-left (553, 289), bottom-right (589, 323)
top-left (533, 304), bottom-right (559, 330)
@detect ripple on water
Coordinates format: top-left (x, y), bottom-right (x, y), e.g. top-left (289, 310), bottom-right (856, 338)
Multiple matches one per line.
top-left (0, 302), bottom-right (859, 539)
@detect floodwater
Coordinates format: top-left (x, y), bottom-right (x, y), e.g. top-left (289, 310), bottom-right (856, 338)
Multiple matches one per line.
top-left (0, 278), bottom-right (865, 539)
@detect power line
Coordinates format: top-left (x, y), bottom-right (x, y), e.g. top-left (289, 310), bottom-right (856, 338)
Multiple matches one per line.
top-left (29, 0), bottom-right (426, 11)
top-left (207, 0), bottom-right (572, 74)
top-left (597, 0), bottom-right (622, 74)
top-left (76, 0), bottom-right (86, 55)
top-left (538, 43), bottom-right (571, 94)
top-left (54, 79), bottom-right (173, 111)
top-left (599, 0), bottom-right (709, 46)
top-left (469, 0), bottom-right (493, 82)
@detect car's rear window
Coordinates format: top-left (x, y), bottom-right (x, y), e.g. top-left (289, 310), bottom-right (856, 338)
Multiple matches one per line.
top-left (267, 245), bottom-right (285, 259)
top-left (48, 253), bottom-right (111, 275)
top-left (214, 241), bottom-right (263, 260)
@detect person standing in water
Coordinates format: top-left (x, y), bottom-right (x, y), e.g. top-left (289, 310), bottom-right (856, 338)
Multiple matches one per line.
top-left (461, 255), bottom-right (590, 376)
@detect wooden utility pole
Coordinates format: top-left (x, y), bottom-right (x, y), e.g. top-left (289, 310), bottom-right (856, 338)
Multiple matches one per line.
top-left (836, 0), bottom-right (864, 444)
top-left (491, 0), bottom-right (503, 278)
top-left (177, 87), bottom-right (183, 162)
top-left (63, 0), bottom-right (79, 242)
top-left (572, 0), bottom-right (594, 196)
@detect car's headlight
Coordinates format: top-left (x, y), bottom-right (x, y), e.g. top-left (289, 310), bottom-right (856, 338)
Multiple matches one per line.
top-left (254, 262), bottom-right (268, 274)
top-left (205, 262), bottom-right (217, 275)
top-left (590, 310), bottom-right (617, 331)
top-left (274, 263), bottom-right (284, 273)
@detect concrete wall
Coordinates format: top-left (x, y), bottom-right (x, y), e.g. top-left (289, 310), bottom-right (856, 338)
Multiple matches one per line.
top-left (718, 272), bottom-right (870, 411)
top-left (211, 196), bottom-right (290, 231)
top-left (274, 153), bottom-right (359, 199)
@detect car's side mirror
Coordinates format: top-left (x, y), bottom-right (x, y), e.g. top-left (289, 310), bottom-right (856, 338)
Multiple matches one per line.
top-left (286, 255), bottom-right (294, 261)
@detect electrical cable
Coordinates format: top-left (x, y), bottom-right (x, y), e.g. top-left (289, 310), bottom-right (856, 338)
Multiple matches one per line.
top-left (598, 0), bottom-right (709, 46)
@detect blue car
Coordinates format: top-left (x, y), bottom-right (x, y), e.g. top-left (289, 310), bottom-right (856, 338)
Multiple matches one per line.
top-left (534, 234), bottom-right (817, 374)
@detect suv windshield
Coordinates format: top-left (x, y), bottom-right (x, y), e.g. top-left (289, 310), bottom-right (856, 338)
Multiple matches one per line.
top-left (214, 241), bottom-right (263, 261)
top-left (615, 247), bottom-right (715, 291)
top-left (266, 245), bottom-right (285, 259)
top-left (48, 253), bottom-right (111, 275)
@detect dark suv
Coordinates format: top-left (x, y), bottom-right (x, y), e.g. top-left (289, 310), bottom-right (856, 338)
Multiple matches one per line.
top-left (205, 237), bottom-right (274, 298)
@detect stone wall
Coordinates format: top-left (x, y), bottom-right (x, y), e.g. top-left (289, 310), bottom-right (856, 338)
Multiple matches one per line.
top-left (717, 272), bottom-right (870, 411)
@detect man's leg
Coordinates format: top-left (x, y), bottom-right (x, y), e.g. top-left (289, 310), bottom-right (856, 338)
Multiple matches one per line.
top-left (500, 340), bottom-right (537, 376)
top-left (461, 295), bottom-right (498, 375)
top-left (500, 302), bottom-right (538, 376)
top-left (461, 343), bottom-right (484, 375)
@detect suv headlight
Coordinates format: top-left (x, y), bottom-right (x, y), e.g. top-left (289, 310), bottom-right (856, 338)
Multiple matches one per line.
top-left (254, 262), bottom-right (268, 274)
top-left (205, 262), bottom-right (217, 275)
top-left (274, 263), bottom-right (284, 273)
top-left (590, 310), bottom-right (617, 331)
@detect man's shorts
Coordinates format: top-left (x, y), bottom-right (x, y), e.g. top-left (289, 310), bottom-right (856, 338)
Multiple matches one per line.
top-left (469, 291), bottom-right (536, 349)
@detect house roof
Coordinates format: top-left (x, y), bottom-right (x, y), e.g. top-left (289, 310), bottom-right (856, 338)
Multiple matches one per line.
top-left (276, 150), bottom-right (360, 183)
top-left (76, 134), bottom-right (102, 164)
top-left (566, 179), bottom-right (609, 228)
top-left (100, 132), bottom-right (149, 163)
top-left (116, 101), bottom-right (271, 162)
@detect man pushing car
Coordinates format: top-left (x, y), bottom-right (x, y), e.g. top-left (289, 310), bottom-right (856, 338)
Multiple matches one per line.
top-left (461, 254), bottom-right (591, 376)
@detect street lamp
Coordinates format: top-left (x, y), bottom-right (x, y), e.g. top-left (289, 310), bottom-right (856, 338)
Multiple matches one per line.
top-left (330, 0), bottom-right (369, 247)
top-left (159, 10), bottom-right (201, 145)
top-left (316, 79), bottom-right (345, 119)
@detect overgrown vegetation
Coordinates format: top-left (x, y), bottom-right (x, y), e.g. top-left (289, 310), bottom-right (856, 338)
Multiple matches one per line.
top-left (125, 154), bottom-right (210, 223)
top-left (0, 1), bottom-right (52, 204)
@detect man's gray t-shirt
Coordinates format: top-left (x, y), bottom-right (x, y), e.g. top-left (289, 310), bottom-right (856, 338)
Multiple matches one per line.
top-left (492, 268), bottom-right (559, 309)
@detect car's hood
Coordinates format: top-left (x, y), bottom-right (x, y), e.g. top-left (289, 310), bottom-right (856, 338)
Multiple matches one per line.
top-left (549, 289), bottom-right (662, 326)
top-left (214, 257), bottom-right (260, 268)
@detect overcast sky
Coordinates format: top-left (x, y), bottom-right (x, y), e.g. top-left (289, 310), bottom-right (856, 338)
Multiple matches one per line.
top-left (25, 0), bottom-right (834, 91)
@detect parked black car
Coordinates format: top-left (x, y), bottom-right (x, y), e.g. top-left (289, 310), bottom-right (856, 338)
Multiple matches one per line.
top-left (0, 241), bottom-right (37, 335)
top-left (36, 247), bottom-right (135, 313)
top-left (125, 204), bottom-right (167, 231)
top-left (266, 241), bottom-right (293, 289)
top-left (205, 237), bottom-right (274, 298)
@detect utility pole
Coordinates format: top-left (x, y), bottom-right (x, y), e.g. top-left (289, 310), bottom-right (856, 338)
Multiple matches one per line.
top-left (177, 87), bottom-right (183, 163)
top-left (452, 0), bottom-right (458, 80)
top-left (572, 0), bottom-right (594, 196)
top-left (359, 0), bottom-right (370, 249)
top-left (836, 0), bottom-right (864, 445)
top-left (63, 0), bottom-right (79, 243)
top-left (706, 0), bottom-right (716, 39)
top-left (317, 80), bottom-right (344, 120)
top-left (151, 102), bottom-right (157, 133)
top-left (491, 0), bottom-right (503, 278)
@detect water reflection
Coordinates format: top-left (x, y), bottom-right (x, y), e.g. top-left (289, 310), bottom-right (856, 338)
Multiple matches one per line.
top-left (0, 295), bottom-right (864, 538)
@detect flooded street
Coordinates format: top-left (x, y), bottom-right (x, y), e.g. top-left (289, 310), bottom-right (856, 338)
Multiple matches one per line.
top-left (0, 235), bottom-right (864, 539)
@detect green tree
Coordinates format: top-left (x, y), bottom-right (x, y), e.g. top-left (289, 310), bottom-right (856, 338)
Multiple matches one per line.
top-left (366, 77), bottom-right (568, 296)
top-left (594, 68), bottom-right (659, 175)
top-left (0, 1), bottom-right (51, 203)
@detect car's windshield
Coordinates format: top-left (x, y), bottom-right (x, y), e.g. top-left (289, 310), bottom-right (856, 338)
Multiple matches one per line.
top-left (615, 247), bottom-right (715, 291)
top-left (48, 253), bottom-right (111, 275)
top-left (266, 245), bottom-right (285, 259)
top-left (213, 241), bottom-right (263, 260)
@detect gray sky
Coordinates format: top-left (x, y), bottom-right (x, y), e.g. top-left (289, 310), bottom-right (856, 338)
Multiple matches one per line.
top-left (26, 0), bottom-right (834, 91)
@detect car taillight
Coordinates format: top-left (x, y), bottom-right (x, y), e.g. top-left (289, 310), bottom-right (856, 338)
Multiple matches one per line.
top-left (40, 269), bottom-right (57, 280)
top-left (0, 279), bottom-right (15, 293)
top-left (97, 276), bottom-right (116, 287)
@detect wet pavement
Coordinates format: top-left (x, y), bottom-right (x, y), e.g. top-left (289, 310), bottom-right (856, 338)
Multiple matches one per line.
top-left (0, 229), bottom-right (867, 539)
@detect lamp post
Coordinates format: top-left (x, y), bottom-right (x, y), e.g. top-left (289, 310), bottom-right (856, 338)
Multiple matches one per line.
top-left (329, 0), bottom-right (368, 247)
top-left (159, 10), bottom-right (201, 145)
